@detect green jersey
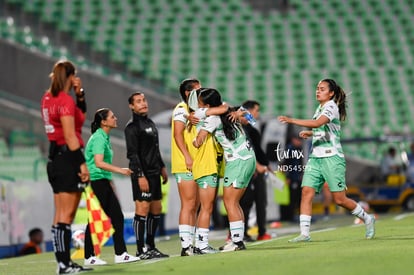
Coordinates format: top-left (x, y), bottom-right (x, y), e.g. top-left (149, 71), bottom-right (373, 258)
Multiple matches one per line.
top-left (85, 128), bottom-right (113, 181)
top-left (200, 115), bottom-right (255, 162)
top-left (310, 100), bottom-right (344, 158)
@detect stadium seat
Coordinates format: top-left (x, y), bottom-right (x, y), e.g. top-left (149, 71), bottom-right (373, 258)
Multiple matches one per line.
top-left (3, 0), bottom-right (414, 161)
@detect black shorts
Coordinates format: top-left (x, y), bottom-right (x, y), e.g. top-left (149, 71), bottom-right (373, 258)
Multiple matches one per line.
top-left (47, 151), bottom-right (86, 194)
top-left (131, 174), bottom-right (162, 202)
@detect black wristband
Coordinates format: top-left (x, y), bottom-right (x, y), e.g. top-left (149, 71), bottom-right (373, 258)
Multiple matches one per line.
top-left (67, 148), bottom-right (86, 167)
top-left (76, 98), bottom-right (87, 113)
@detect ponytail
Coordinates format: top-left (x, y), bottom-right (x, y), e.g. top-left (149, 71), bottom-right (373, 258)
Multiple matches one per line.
top-left (198, 88), bottom-right (241, 141)
top-left (220, 107), bottom-right (242, 141)
top-left (49, 61), bottom-right (75, 97)
top-left (322, 79), bottom-right (347, 121)
top-left (91, 108), bottom-right (110, 134)
top-left (90, 121), bottom-right (100, 134)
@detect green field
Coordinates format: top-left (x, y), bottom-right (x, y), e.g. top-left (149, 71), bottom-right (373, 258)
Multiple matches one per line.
top-left (1, 213), bottom-right (413, 275)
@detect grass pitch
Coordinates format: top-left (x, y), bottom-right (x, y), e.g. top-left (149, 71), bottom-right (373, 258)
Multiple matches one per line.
top-left (1, 213), bottom-right (413, 275)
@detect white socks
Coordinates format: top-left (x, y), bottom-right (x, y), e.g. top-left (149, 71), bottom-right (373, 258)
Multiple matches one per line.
top-left (229, 220), bottom-right (244, 243)
top-left (179, 224), bottom-right (194, 248)
top-left (351, 203), bottom-right (372, 224)
top-left (299, 215), bottom-right (312, 237)
top-left (195, 228), bottom-right (209, 249)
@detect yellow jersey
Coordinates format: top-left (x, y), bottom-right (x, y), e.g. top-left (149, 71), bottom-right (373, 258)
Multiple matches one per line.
top-left (192, 133), bottom-right (219, 180)
top-left (171, 102), bottom-right (198, 174)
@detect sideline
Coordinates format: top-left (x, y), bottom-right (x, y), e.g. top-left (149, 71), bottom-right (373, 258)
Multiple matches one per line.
top-left (394, 212), bottom-right (414, 220)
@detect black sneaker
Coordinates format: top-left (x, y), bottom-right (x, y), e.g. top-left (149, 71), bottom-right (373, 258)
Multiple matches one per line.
top-left (193, 245), bottom-right (218, 255)
top-left (136, 250), bottom-right (154, 260)
top-left (148, 248), bottom-right (169, 258)
top-left (57, 262), bottom-right (93, 274)
top-left (181, 245), bottom-right (193, 256)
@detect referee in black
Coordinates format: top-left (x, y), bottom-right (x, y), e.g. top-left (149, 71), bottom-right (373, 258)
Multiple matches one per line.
top-left (125, 92), bottom-right (169, 259)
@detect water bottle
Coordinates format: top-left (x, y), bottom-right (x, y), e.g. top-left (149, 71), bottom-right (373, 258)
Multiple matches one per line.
top-left (239, 106), bottom-right (256, 126)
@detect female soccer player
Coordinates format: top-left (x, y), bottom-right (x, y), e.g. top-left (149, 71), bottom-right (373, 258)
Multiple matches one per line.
top-left (278, 79), bottom-right (375, 242)
top-left (171, 79), bottom-right (200, 256)
top-left (193, 88), bottom-right (256, 252)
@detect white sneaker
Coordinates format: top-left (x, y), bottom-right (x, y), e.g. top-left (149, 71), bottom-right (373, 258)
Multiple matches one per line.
top-left (84, 256), bottom-right (107, 266)
top-left (114, 252), bottom-right (140, 264)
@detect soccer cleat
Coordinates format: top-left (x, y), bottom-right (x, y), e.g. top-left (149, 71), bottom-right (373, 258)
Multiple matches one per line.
top-left (57, 262), bottom-right (93, 274)
top-left (219, 241), bottom-right (246, 252)
top-left (181, 245), bottom-right (194, 256)
top-left (288, 234), bottom-right (311, 243)
top-left (257, 233), bottom-right (272, 241)
top-left (84, 256), bottom-right (107, 266)
top-left (114, 252), bottom-right (140, 264)
top-left (148, 248), bottom-right (169, 258)
top-left (365, 214), bottom-right (376, 239)
top-left (194, 245), bottom-right (218, 255)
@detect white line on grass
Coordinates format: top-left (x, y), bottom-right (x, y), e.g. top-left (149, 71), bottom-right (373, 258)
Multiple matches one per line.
top-left (394, 212), bottom-right (414, 220)
top-left (249, 227), bottom-right (337, 246)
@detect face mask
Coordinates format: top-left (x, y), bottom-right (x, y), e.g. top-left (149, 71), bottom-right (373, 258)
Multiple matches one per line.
top-left (188, 89), bottom-right (199, 111)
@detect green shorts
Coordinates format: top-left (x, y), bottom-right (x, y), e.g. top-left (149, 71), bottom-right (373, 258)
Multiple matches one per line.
top-left (223, 157), bottom-right (256, 189)
top-left (196, 174), bottom-right (218, 189)
top-left (174, 172), bottom-right (194, 183)
top-left (302, 155), bottom-right (346, 193)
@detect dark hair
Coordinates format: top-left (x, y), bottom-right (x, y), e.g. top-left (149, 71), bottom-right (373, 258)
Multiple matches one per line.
top-left (29, 228), bottom-right (43, 238)
top-left (128, 91), bottom-right (144, 104)
top-left (198, 88), bottom-right (241, 141)
top-left (179, 78), bottom-right (200, 102)
top-left (321, 79), bottom-right (347, 121)
top-left (241, 100), bottom-right (260, 110)
top-left (388, 147), bottom-right (396, 154)
top-left (91, 108), bottom-right (110, 134)
top-left (49, 61), bottom-right (76, 97)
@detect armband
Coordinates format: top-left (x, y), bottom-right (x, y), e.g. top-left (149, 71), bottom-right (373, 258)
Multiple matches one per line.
top-left (68, 148), bottom-right (86, 167)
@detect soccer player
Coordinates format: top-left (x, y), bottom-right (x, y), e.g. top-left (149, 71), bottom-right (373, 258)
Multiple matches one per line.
top-left (278, 79), bottom-right (375, 242)
top-left (171, 79), bottom-right (200, 256)
top-left (238, 100), bottom-right (272, 241)
top-left (190, 88), bottom-right (227, 254)
top-left (193, 88), bottom-right (256, 252)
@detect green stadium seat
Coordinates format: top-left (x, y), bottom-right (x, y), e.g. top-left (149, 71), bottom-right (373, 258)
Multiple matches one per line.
top-left (22, 0), bottom-right (45, 14)
top-left (4, 0), bottom-right (414, 161)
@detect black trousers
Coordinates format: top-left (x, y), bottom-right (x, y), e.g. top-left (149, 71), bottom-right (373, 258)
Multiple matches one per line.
top-left (84, 179), bottom-right (126, 257)
top-left (240, 173), bottom-right (268, 236)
